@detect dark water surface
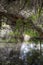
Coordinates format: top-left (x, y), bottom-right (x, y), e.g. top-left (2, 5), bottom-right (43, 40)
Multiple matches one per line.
top-left (0, 43), bottom-right (43, 65)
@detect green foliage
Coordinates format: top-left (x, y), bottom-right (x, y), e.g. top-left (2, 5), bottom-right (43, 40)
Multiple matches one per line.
top-left (24, 29), bottom-right (38, 37)
top-left (16, 18), bottom-right (23, 29)
top-left (23, 18), bottom-right (39, 37)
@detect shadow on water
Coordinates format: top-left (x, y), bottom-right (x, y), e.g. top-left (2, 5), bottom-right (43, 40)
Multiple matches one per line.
top-left (0, 43), bottom-right (43, 65)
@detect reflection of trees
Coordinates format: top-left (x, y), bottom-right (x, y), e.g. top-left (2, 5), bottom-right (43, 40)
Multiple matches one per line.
top-left (27, 49), bottom-right (40, 65)
top-left (0, 0), bottom-right (43, 65)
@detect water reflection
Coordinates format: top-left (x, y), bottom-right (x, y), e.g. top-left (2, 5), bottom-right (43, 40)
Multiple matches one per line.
top-left (20, 43), bottom-right (39, 59)
top-left (20, 42), bottom-right (43, 65)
